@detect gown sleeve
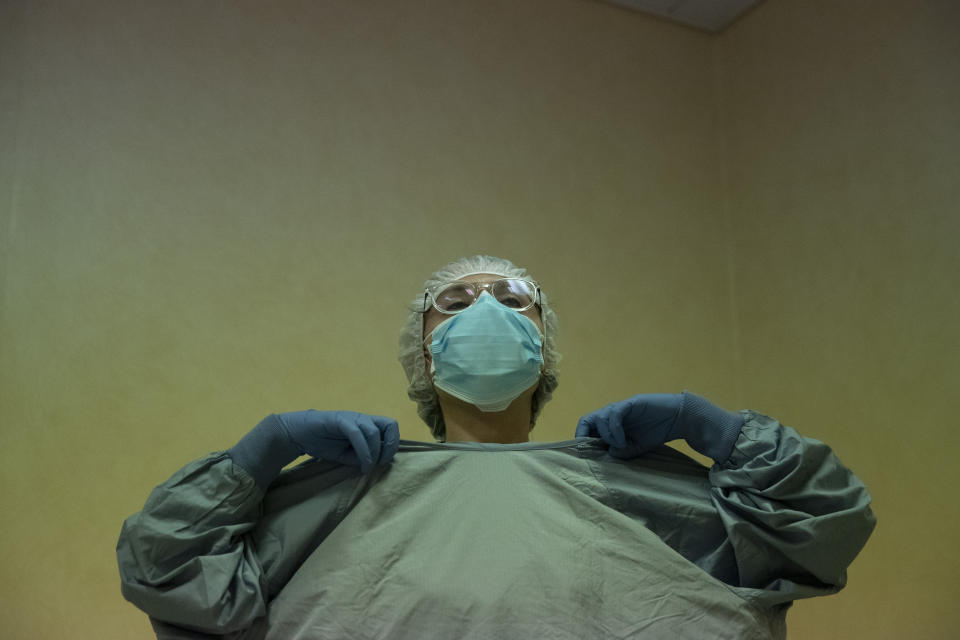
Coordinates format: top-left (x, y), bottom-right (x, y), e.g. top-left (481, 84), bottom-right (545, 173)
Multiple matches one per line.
top-left (117, 450), bottom-right (367, 636)
top-left (116, 453), bottom-right (268, 634)
top-left (708, 411), bottom-right (877, 607)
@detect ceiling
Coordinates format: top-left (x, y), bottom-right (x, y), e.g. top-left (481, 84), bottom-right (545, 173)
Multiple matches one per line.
top-left (595, 0), bottom-right (765, 33)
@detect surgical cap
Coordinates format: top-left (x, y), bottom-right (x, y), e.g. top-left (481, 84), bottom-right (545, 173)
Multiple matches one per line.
top-left (398, 255), bottom-right (561, 442)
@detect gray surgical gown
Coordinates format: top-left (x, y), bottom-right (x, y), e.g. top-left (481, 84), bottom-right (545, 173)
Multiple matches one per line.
top-left (117, 411), bottom-right (876, 639)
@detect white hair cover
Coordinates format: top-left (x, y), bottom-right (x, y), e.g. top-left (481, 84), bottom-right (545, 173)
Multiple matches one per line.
top-left (397, 255), bottom-right (560, 441)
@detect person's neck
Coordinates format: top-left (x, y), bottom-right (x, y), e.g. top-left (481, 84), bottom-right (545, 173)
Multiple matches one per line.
top-left (440, 391), bottom-right (533, 443)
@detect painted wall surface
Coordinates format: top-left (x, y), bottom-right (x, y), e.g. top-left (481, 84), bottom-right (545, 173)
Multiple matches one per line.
top-left (0, 0), bottom-right (953, 638)
top-left (716, 1), bottom-right (960, 638)
top-left (0, 1), bottom-right (727, 638)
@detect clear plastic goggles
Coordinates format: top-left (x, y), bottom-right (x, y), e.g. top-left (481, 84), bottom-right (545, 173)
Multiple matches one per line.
top-left (422, 278), bottom-right (541, 315)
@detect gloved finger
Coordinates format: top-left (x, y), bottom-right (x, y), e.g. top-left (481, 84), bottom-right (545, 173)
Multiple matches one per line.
top-left (611, 398), bottom-right (663, 459)
top-left (332, 412), bottom-right (375, 474)
top-left (370, 415), bottom-right (400, 466)
top-left (598, 420), bottom-right (625, 450)
top-left (575, 415), bottom-right (597, 438)
top-left (598, 405), bottom-right (626, 450)
top-left (351, 413), bottom-right (383, 474)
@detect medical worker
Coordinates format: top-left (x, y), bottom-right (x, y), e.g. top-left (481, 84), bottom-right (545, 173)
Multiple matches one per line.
top-left (117, 255), bottom-right (876, 639)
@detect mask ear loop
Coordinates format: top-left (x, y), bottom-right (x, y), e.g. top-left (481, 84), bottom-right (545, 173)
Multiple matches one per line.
top-left (421, 329), bottom-right (435, 379)
top-left (532, 286), bottom-right (547, 374)
top-left (420, 322), bottom-right (443, 441)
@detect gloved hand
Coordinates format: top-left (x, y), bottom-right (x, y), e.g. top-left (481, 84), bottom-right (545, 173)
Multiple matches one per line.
top-left (574, 391), bottom-right (744, 463)
top-left (228, 410), bottom-right (400, 489)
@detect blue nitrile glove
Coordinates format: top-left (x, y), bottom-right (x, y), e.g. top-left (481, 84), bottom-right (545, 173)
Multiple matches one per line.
top-left (574, 391), bottom-right (744, 463)
top-left (228, 410), bottom-right (400, 489)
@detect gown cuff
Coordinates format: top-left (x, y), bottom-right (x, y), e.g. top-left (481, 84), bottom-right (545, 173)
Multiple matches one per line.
top-left (677, 391), bottom-right (745, 463)
top-left (227, 414), bottom-right (302, 490)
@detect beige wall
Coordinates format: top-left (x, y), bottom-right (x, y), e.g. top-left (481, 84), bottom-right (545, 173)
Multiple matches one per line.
top-left (716, 1), bottom-right (960, 637)
top-left (0, 0), bottom-right (954, 638)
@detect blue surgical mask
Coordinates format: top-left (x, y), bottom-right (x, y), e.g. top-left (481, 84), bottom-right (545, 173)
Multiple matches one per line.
top-left (428, 292), bottom-right (544, 412)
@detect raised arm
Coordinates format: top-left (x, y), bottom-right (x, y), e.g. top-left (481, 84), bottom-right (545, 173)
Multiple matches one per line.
top-left (577, 391), bottom-right (876, 606)
top-left (117, 411), bottom-right (399, 634)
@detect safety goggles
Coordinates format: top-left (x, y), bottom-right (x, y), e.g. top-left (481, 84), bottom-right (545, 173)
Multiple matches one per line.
top-left (422, 278), bottom-right (542, 315)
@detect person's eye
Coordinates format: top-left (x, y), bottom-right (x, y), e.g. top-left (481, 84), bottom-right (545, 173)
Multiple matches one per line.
top-left (446, 301), bottom-right (469, 311)
top-left (500, 296), bottom-right (522, 308)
